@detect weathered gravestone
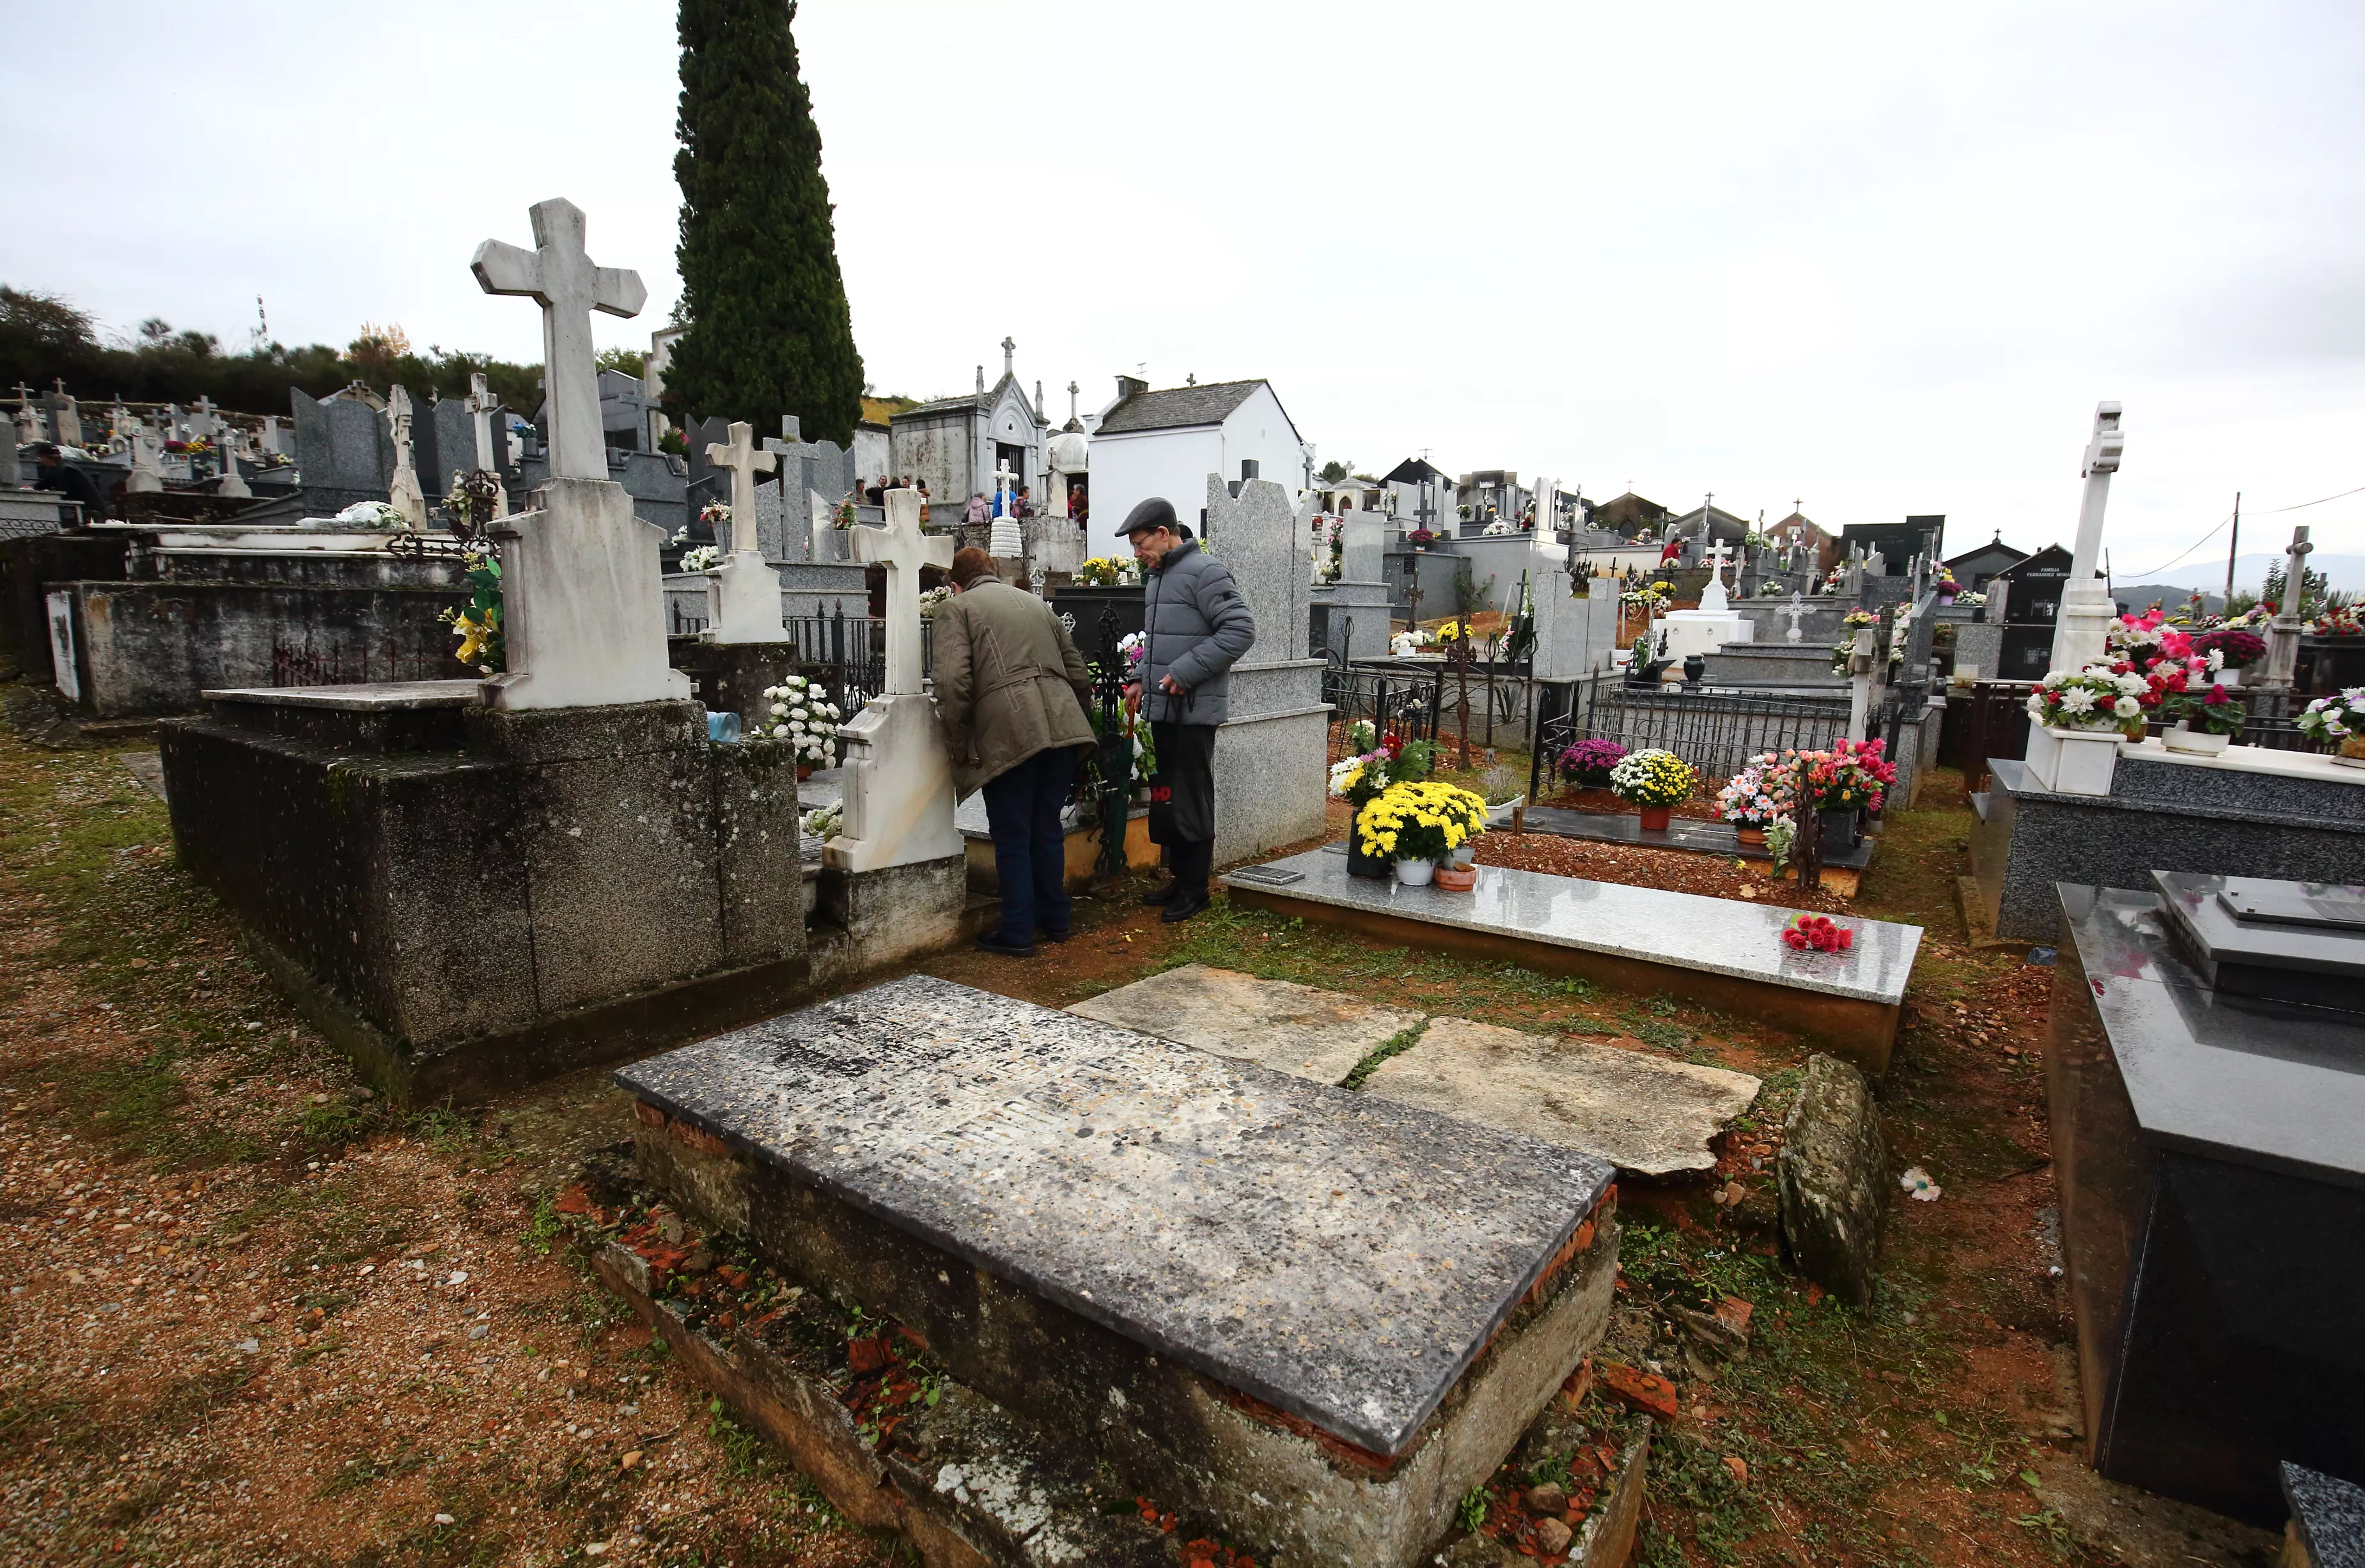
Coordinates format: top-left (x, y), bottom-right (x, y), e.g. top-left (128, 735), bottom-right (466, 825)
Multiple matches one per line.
top-left (620, 974), bottom-right (1620, 1568)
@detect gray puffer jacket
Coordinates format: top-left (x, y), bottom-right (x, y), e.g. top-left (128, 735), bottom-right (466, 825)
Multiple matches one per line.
top-left (1137, 539), bottom-right (1257, 724)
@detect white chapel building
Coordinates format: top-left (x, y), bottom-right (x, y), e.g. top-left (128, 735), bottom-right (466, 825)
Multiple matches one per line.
top-left (1084, 376), bottom-right (1311, 557)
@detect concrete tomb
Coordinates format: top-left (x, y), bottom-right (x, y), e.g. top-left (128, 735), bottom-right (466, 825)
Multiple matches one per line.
top-left (1066, 961), bottom-right (1422, 1085)
top-left (1201, 474), bottom-right (1331, 864)
top-left (620, 974), bottom-right (1620, 1568)
top-left (698, 420), bottom-right (790, 645)
top-left (827, 488), bottom-right (958, 875)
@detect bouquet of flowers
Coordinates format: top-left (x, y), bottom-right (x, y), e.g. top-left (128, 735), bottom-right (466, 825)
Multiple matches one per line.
top-left (1783, 913), bottom-right (1854, 954)
top-left (1481, 518), bottom-right (1514, 536)
top-left (1757, 580), bottom-right (1786, 596)
top-left (1817, 566), bottom-right (1845, 595)
top-left (918, 585), bottom-right (952, 618)
top-left (1954, 590), bottom-right (1985, 607)
top-left (1390, 628), bottom-right (1437, 656)
top-left (1354, 779), bottom-right (1488, 864)
top-left (2297, 688), bottom-right (2365, 745)
top-left (1077, 556), bottom-right (1141, 586)
top-left (1329, 725), bottom-right (1437, 811)
top-left (1311, 516), bottom-right (1344, 582)
top-left (1715, 756), bottom-right (1793, 827)
top-left (1118, 630), bottom-right (1146, 674)
top-left (2164, 682), bottom-right (2247, 736)
top-left (1607, 748), bottom-right (1696, 807)
top-left (679, 545), bottom-right (721, 573)
top-left (2026, 664), bottom-right (2153, 736)
top-left (1841, 609), bottom-right (1878, 631)
top-left (2310, 606), bottom-right (2362, 638)
top-left (1773, 738), bottom-right (1897, 814)
top-left (439, 544), bottom-right (504, 674)
top-left (2191, 627), bottom-right (2266, 667)
top-left (1408, 527), bottom-right (1442, 548)
top-left (1557, 736), bottom-right (1628, 787)
top-left (1829, 640), bottom-right (1855, 677)
top-left (760, 676), bottom-right (842, 768)
top-left (700, 499), bottom-right (731, 534)
top-left (801, 802), bottom-right (843, 840)
top-left (1621, 580), bottom-right (1673, 610)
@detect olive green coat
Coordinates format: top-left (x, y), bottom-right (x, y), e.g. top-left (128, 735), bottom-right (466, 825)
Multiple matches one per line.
top-left (932, 580), bottom-right (1096, 795)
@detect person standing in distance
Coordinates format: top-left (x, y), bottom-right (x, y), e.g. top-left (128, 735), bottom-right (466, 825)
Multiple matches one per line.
top-left (1118, 497), bottom-right (1256, 922)
top-left (932, 547), bottom-right (1097, 957)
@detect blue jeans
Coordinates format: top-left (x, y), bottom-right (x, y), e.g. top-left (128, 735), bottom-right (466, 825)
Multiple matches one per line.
top-left (982, 748), bottom-right (1077, 943)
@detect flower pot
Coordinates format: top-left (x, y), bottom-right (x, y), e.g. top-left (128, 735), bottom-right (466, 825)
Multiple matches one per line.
top-left (1816, 807), bottom-right (1859, 854)
top-left (1433, 862), bottom-right (1478, 892)
top-left (796, 762), bottom-right (815, 781)
top-left (1347, 834), bottom-right (1393, 880)
top-left (1938, 592), bottom-right (1956, 605)
top-left (1735, 825), bottom-right (1768, 846)
top-left (1451, 842), bottom-right (1476, 867)
top-left (2214, 667), bottom-right (2241, 688)
top-left (2041, 726), bottom-right (2122, 796)
top-left (2343, 734), bottom-right (2365, 763)
top-left (2162, 722), bottom-right (2231, 756)
top-left (1394, 857), bottom-right (1437, 887)
top-left (1637, 804), bottom-right (1673, 832)
top-left (1484, 795), bottom-right (1525, 826)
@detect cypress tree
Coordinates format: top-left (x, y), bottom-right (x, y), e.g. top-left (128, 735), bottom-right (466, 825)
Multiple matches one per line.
top-left (669, 0), bottom-right (863, 446)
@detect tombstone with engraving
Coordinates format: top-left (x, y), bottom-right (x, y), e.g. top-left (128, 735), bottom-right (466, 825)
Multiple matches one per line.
top-left (155, 197), bottom-right (807, 1104)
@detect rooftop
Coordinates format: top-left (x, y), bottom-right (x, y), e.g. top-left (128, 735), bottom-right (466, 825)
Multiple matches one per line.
top-left (1095, 378), bottom-right (1268, 435)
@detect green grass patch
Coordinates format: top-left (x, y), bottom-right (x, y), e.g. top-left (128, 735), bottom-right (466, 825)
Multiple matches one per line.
top-left (1339, 1020), bottom-right (1430, 1091)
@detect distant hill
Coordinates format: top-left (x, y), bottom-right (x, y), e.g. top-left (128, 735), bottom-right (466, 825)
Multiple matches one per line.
top-left (2127, 552), bottom-right (2365, 598)
top-left (2114, 585), bottom-right (2224, 616)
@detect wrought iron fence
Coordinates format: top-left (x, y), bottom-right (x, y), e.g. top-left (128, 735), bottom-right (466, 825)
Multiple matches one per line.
top-left (779, 608), bottom-right (934, 715)
top-left (1323, 660), bottom-right (1445, 763)
top-left (1527, 671), bottom-right (1861, 799)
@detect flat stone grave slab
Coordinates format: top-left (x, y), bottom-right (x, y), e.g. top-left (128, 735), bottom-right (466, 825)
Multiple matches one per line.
top-left (617, 974), bottom-right (1613, 1457)
top-left (1369, 1018), bottom-right (1761, 1177)
top-left (1066, 961), bottom-right (1420, 1084)
top-left (1224, 849), bottom-right (1921, 1075)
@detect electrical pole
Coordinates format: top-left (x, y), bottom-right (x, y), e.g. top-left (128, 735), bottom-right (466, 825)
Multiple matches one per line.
top-left (2224, 492), bottom-right (2240, 610)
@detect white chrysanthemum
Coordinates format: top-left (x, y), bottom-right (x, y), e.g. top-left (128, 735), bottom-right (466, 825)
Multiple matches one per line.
top-left (2114, 695), bottom-right (2141, 718)
top-left (2115, 672), bottom-right (2148, 697)
top-left (2059, 688), bottom-right (2096, 715)
top-left (2041, 671), bottom-right (2066, 689)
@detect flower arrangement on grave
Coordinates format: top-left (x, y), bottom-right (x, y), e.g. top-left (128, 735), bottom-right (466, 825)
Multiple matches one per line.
top-left (1955, 589), bottom-right (1985, 607)
top-left (1764, 815), bottom-right (1797, 863)
top-left (1434, 619), bottom-right (1469, 644)
top-left (760, 677), bottom-right (841, 772)
top-left (832, 493), bottom-right (857, 529)
top-left (1311, 516), bottom-right (1344, 583)
top-left (2025, 664), bottom-right (2155, 737)
top-left (1620, 579), bottom-right (1673, 610)
top-left (1757, 580), bottom-right (1785, 596)
top-left (801, 802), bottom-right (843, 840)
top-left (1329, 725), bottom-right (1437, 811)
top-left (1783, 913), bottom-right (1855, 954)
top-left (1456, 504), bottom-right (1472, 521)
top-left (1715, 757), bottom-right (1791, 831)
top-left (2191, 627), bottom-right (2267, 667)
top-left (701, 499), bottom-right (731, 532)
top-left (2297, 688), bottom-right (2365, 757)
top-left (2312, 605), bottom-right (2364, 637)
top-left (1771, 739), bottom-right (1896, 815)
top-left (678, 545), bottom-right (721, 573)
top-left (1828, 640), bottom-right (1855, 677)
top-left (1935, 568), bottom-right (1960, 600)
top-left (1557, 736), bottom-right (1628, 788)
top-left (1391, 628), bottom-right (1437, 656)
top-left (917, 585), bottom-right (953, 618)
top-left (1887, 612), bottom-right (1910, 667)
top-left (443, 470), bottom-right (502, 535)
top-left (1481, 518), bottom-right (1514, 536)
top-left (1408, 528), bottom-right (1441, 550)
top-left (439, 545), bottom-right (504, 674)
top-left (1607, 748), bottom-right (1695, 808)
top-left (1841, 609), bottom-right (1878, 631)
top-left (1077, 555), bottom-right (1141, 586)
top-left (2162, 681), bottom-right (2247, 737)
top-left (1354, 779), bottom-right (1488, 867)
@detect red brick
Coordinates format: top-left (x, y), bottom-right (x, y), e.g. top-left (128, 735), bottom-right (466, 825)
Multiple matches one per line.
top-left (1596, 1360), bottom-right (1678, 1420)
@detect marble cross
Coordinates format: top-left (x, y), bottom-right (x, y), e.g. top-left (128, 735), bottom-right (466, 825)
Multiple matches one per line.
top-left (470, 198), bottom-right (646, 483)
top-left (852, 489), bottom-right (952, 695)
top-left (1703, 538), bottom-right (1735, 584)
top-left (705, 420), bottom-right (776, 557)
top-left (1779, 591), bottom-right (1809, 644)
top-left (993, 458), bottom-right (1017, 513)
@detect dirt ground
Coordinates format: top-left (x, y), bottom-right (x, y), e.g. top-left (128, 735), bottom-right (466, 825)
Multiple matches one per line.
top-left (0, 714), bottom-right (2268, 1567)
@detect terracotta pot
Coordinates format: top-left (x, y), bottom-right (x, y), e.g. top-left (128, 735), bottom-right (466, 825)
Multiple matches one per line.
top-left (1735, 826), bottom-right (1768, 846)
top-left (1637, 804), bottom-right (1673, 832)
top-left (1433, 862), bottom-right (1478, 892)
top-left (796, 763), bottom-right (815, 781)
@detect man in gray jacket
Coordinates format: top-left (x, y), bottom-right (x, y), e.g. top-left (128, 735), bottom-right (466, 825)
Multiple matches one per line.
top-left (1118, 497), bottom-right (1257, 922)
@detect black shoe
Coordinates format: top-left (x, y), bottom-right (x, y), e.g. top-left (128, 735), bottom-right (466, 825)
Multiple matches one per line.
top-left (1037, 927), bottom-right (1071, 943)
top-left (974, 932), bottom-right (1036, 958)
top-left (1159, 887), bottom-right (1210, 924)
top-left (1140, 881), bottom-right (1182, 906)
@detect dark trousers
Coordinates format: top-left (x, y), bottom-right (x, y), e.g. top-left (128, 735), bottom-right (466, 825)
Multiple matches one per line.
top-left (1148, 720), bottom-right (1217, 889)
top-left (982, 747), bottom-right (1077, 943)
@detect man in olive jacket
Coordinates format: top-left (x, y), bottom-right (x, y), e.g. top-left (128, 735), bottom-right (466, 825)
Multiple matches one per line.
top-left (1119, 497), bottom-right (1257, 923)
top-left (933, 547), bottom-right (1097, 956)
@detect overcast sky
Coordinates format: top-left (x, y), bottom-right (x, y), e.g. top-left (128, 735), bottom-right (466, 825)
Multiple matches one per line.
top-left (5, 1), bottom-right (2361, 584)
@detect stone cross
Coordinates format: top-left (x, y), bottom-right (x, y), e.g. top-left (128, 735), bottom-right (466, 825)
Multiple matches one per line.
top-left (851, 488), bottom-right (952, 694)
top-left (704, 421), bottom-right (776, 557)
top-left (1001, 336), bottom-right (1016, 380)
top-left (471, 197), bottom-right (646, 482)
top-left (2261, 525), bottom-right (2314, 688)
top-left (993, 458), bottom-right (1017, 514)
top-left (1779, 591), bottom-right (1809, 644)
top-left (49, 383), bottom-right (82, 447)
top-left (385, 385), bottom-right (426, 526)
top-left (188, 394), bottom-right (218, 440)
top-left (1703, 538), bottom-right (1734, 584)
top-left (2051, 400), bottom-right (2125, 674)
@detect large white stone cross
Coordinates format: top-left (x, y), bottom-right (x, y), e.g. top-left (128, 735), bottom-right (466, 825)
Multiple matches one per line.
top-left (1703, 538), bottom-right (1735, 582)
top-left (852, 488), bottom-right (952, 694)
top-left (470, 198), bottom-right (646, 482)
top-left (705, 421), bottom-right (776, 557)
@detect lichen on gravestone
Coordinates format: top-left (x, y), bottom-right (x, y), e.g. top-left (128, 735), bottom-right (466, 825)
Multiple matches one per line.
top-left (1776, 1053), bottom-right (1887, 1306)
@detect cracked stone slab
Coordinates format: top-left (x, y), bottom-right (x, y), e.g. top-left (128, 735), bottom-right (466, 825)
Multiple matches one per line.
top-left (617, 974), bottom-right (1612, 1455)
top-left (1364, 1018), bottom-right (1761, 1177)
top-left (1065, 963), bottom-right (1421, 1085)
